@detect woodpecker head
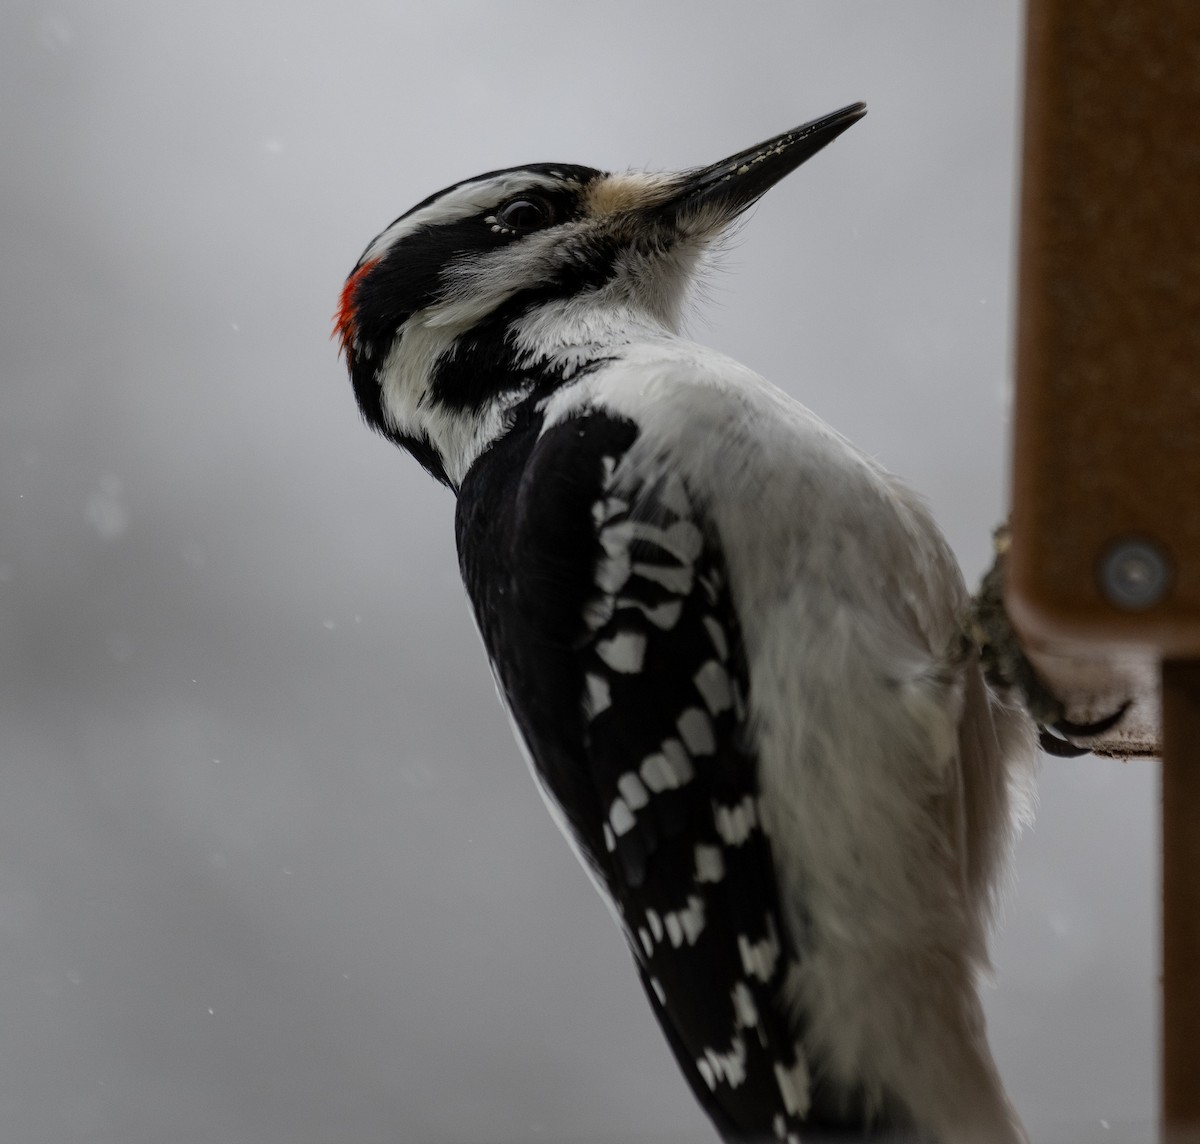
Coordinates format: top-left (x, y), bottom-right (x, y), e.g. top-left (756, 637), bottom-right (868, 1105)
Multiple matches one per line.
top-left (337, 102), bottom-right (866, 487)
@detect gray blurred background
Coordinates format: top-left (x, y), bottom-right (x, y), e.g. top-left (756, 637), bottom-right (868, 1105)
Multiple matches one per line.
top-left (0, 3), bottom-right (1157, 1142)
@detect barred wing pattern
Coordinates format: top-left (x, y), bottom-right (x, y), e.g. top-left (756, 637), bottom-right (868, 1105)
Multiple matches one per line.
top-left (456, 410), bottom-right (882, 1142)
top-left (579, 453), bottom-right (822, 1142)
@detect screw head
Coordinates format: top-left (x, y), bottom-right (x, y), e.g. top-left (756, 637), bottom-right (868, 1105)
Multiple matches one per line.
top-left (1099, 537), bottom-right (1172, 610)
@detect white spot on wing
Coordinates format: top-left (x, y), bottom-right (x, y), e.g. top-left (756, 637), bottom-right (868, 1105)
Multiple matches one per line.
top-left (646, 909), bottom-right (664, 942)
top-left (650, 977), bottom-right (666, 1005)
top-left (638, 927), bottom-right (653, 957)
top-left (634, 561), bottom-right (694, 595)
top-left (774, 1055), bottom-right (811, 1117)
top-left (738, 916), bottom-right (781, 983)
top-left (624, 520), bottom-right (702, 564)
top-left (616, 772), bottom-right (649, 810)
top-left (592, 496), bottom-right (628, 525)
top-left (697, 1057), bottom-right (717, 1091)
top-left (715, 795), bottom-right (758, 846)
top-left (731, 982), bottom-right (758, 1028)
top-left (646, 599), bottom-right (683, 629)
top-left (677, 895), bottom-right (705, 944)
top-left (582, 595), bottom-right (615, 630)
top-left (694, 844), bottom-right (725, 884)
top-left (600, 520), bottom-right (636, 558)
top-left (694, 660), bottom-right (733, 715)
top-left (619, 596), bottom-right (683, 630)
top-left (703, 1037), bottom-right (748, 1089)
top-left (585, 673), bottom-right (611, 718)
top-left (596, 630), bottom-right (647, 673)
top-left (594, 551), bottom-right (631, 594)
top-left (662, 737), bottom-right (695, 784)
top-left (639, 752), bottom-right (675, 793)
top-left (702, 616), bottom-right (729, 661)
top-left (609, 798), bottom-right (635, 837)
top-left (677, 707), bottom-right (716, 756)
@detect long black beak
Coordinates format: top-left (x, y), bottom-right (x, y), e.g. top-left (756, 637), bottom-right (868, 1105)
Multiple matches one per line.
top-left (670, 102), bottom-right (867, 222)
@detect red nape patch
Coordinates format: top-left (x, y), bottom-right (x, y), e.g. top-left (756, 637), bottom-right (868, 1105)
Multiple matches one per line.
top-left (333, 259), bottom-right (378, 362)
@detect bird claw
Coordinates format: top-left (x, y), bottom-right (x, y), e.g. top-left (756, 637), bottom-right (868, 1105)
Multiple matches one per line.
top-left (968, 525), bottom-right (1133, 759)
top-left (1052, 702), bottom-right (1131, 741)
top-left (1037, 702), bottom-right (1130, 757)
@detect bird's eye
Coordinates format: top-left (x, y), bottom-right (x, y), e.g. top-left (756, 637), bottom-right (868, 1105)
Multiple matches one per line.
top-left (495, 197), bottom-right (553, 233)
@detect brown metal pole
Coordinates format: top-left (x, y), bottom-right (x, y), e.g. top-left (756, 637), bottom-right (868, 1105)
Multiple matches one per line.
top-left (1162, 661), bottom-right (1200, 1141)
top-left (1009, 3), bottom-right (1200, 1136)
top-left (1008, 0), bottom-right (1200, 654)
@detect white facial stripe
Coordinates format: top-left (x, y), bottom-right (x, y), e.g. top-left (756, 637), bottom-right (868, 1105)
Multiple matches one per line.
top-left (376, 312), bottom-right (532, 486)
top-left (363, 172), bottom-right (578, 264)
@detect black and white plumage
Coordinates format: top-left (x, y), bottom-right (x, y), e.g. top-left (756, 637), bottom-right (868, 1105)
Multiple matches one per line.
top-left (337, 104), bottom-right (1036, 1143)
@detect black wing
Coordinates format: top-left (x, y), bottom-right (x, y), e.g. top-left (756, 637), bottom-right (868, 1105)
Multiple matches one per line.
top-left (456, 408), bottom-right (888, 1142)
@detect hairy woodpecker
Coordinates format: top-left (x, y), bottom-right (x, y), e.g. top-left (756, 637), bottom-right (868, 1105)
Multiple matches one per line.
top-left (337, 104), bottom-right (1036, 1143)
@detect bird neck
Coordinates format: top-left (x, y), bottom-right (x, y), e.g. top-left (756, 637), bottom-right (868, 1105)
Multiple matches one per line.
top-left (509, 294), bottom-right (682, 380)
top-left (382, 293), bottom-right (684, 489)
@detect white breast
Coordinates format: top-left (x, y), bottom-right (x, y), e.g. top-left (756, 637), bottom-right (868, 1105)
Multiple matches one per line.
top-left (542, 338), bottom-right (1031, 1123)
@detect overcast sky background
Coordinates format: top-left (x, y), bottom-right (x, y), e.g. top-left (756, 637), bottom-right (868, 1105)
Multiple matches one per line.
top-left (0, 3), bottom-right (1158, 1142)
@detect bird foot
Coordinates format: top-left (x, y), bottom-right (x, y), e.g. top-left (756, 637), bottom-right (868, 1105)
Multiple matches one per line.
top-left (966, 524), bottom-right (1131, 757)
